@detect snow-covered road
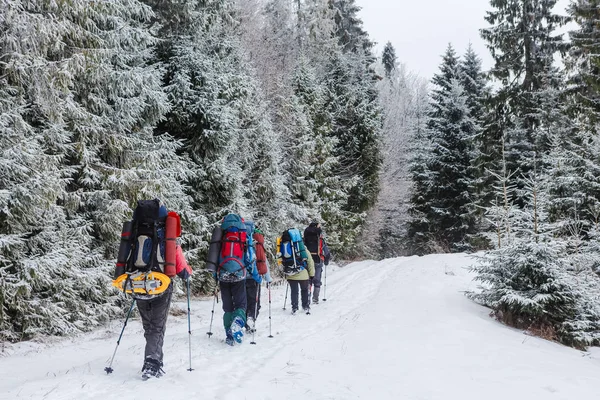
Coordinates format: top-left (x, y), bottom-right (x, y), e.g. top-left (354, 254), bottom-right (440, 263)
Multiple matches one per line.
top-left (2, 253), bottom-right (600, 399)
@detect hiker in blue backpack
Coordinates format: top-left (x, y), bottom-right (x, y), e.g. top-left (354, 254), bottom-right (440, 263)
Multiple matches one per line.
top-left (303, 222), bottom-right (331, 304)
top-left (277, 228), bottom-right (315, 314)
top-left (207, 213), bottom-right (252, 345)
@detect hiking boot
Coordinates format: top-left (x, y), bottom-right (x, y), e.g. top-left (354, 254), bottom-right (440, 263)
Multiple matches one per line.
top-left (225, 333), bottom-right (235, 346)
top-left (246, 317), bottom-right (256, 334)
top-left (291, 308), bottom-right (298, 315)
top-left (312, 298), bottom-right (319, 304)
top-left (230, 316), bottom-right (245, 343)
top-left (303, 306), bottom-right (311, 314)
top-left (141, 358), bottom-right (164, 380)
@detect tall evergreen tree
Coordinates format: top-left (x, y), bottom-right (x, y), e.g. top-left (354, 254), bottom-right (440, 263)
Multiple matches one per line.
top-left (382, 41), bottom-right (397, 79)
top-left (0, 0), bottom-right (179, 340)
top-left (566, 0), bottom-right (600, 131)
top-left (328, 0), bottom-right (373, 54)
top-left (408, 45), bottom-right (479, 253)
top-left (481, 0), bottom-right (567, 179)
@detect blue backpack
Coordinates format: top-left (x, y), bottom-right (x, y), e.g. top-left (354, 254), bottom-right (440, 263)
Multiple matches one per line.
top-left (280, 228), bottom-right (307, 276)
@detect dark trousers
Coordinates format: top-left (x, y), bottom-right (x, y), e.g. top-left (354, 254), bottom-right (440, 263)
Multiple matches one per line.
top-left (246, 279), bottom-right (261, 320)
top-left (220, 280), bottom-right (247, 330)
top-left (137, 284), bottom-right (173, 364)
top-left (313, 262), bottom-right (323, 287)
top-left (288, 279), bottom-right (310, 310)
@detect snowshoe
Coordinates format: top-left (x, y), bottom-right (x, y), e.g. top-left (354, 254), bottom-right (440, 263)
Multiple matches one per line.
top-left (312, 298), bottom-right (319, 305)
top-left (230, 316), bottom-right (245, 344)
top-left (303, 307), bottom-right (311, 315)
top-left (291, 308), bottom-right (298, 315)
top-left (225, 333), bottom-right (235, 346)
top-left (141, 358), bottom-right (164, 380)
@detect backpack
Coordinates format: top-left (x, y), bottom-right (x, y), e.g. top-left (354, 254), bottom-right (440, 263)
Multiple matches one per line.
top-left (127, 199), bottom-right (167, 274)
top-left (279, 228), bottom-right (307, 276)
top-left (253, 229), bottom-right (268, 275)
top-left (304, 222), bottom-right (324, 264)
top-left (218, 214), bottom-right (248, 282)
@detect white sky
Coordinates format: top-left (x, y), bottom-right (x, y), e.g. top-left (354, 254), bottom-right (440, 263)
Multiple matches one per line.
top-left (355, 0), bottom-right (573, 80)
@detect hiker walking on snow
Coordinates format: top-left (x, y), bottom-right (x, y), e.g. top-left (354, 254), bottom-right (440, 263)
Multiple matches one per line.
top-left (277, 228), bottom-right (315, 314)
top-left (113, 199), bottom-right (192, 380)
top-left (303, 222), bottom-right (331, 304)
top-left (245, 223), bottom-right (273, 332)
top-left (206, 213), bottom-right (252, 346)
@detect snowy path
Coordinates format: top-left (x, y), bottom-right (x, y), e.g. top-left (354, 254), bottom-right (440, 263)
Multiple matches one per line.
top-left (1, 254), bottom-right (600, 399)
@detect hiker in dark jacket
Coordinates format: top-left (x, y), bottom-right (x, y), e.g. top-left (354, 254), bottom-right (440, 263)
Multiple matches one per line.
top-left (303, 222), bottom-right (331, 304)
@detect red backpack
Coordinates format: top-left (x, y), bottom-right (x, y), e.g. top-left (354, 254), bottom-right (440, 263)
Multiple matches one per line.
top-left (218, 214), bottom-right (247, 281)
top-left (253, 231), bottom-right (268, 275)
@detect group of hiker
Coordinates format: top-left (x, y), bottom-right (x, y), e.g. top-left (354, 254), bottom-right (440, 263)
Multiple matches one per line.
top-left (109, 199), bottom-right (331, 380)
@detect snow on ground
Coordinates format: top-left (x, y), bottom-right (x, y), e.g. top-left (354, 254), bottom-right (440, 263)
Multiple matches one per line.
top-left (2, 254), bottom-right (600, 400)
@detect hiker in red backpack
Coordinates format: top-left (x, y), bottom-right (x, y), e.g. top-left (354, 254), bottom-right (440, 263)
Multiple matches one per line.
top-left (113, 199), bottom-right (192, 380)
top-left (206, 213), bottom-right (251, 346)
top-left (303, 221), bottom-right (331, 304)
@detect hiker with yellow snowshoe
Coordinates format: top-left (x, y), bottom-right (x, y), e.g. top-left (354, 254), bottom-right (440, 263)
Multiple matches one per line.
top-left (110, 199), bottom-right (192, 380)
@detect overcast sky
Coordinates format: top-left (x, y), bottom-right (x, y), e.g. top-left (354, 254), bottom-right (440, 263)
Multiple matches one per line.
top-left (355, 0), bottom-right (572, 80)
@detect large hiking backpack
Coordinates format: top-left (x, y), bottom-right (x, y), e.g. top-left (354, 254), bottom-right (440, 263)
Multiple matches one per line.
top-left (304, 222), bottom-right (324, 264)
top-left (128, 199), bottom-right (167, 273)
top-left (218, 214), bottom-right (248, 282)
top-left (253, 228), bottom-right (268, 275)
top-left (279, 228), bottom-right (307, 276)
top-left (112, 199), bottom-right (179, 298)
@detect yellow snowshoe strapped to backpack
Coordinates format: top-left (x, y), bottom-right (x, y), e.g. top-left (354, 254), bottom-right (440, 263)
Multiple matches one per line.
top-left (112, 271), bottom-right (171, 296)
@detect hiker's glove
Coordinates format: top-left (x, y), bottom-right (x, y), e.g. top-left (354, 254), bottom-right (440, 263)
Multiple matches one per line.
top-left (178, 269), bottom-right (191, 281)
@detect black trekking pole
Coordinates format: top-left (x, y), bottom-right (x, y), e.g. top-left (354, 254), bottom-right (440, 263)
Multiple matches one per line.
top-left (323, 264), bottom-right (327, 302)
top-left (104, 299), bottom-right (136, 374)
top-left (186, 279), bottom-right (194, 371)
top-left (267, 282), bottom-right (273, 338)
top-left (207, 287), bottom-right (217, 338)
top-left (250, 282), bottom-right (260, 345)
top-left (282, 282), bottom-right (289, 310)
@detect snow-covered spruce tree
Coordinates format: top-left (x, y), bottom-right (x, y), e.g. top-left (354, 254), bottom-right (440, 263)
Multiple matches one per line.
top-left (323, 51), bottom-right (382, 256)
top-left (459, 44), bottom-right (489, 248)
top-left (407, 45), bottom-right (479, 253)
top-left (382, 41), bottom-right (397, 79)
top-left (470, 150), bottom-right (600, 348)
top-left (329, 0), bottom-right (373, 54)
top-left (481, 0), bottom-right (568, 187)
top-left (157, 0), bottom-right (288, 276)
top-left (565, 0), bottom-right (600, 131)
top-left (0, 0), bottom-right (172, 340)
top-left (65, 0), bottom-right (192, 262)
